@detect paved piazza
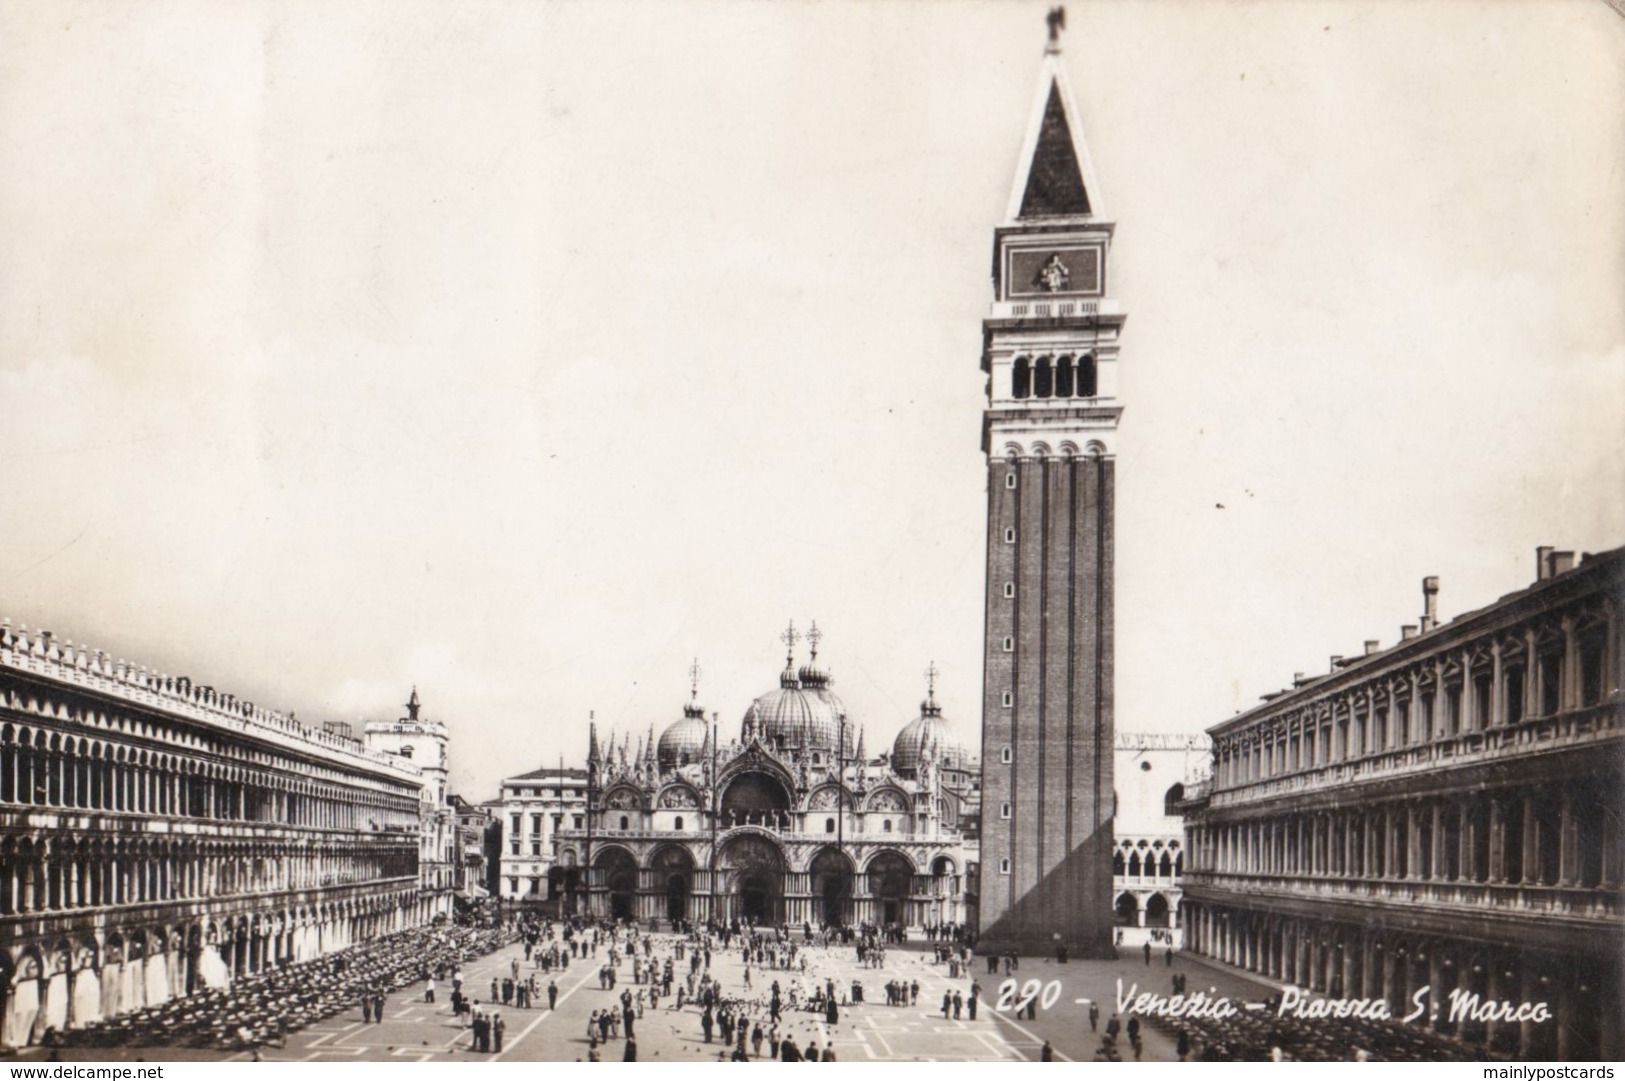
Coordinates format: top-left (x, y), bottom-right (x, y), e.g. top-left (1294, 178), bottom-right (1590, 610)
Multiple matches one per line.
top-left (12, 933), bottom-right (1278, 1063)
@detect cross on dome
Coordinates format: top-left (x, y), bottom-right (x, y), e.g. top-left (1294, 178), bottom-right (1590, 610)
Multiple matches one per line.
top-left (924, 660), bottom-right (940, 703)
top-left (806, 620), bottom-right (822, 659)
top-left (780, 620), bottom-right (800, 665)
top-left (688, 657), bottom-right (702, 700)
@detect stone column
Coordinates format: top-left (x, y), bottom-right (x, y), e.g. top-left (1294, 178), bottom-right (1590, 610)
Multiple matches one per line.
top-left (1558, 789), bottom-right (1579, 886)
top-left (1560, 618), bottom-right (1579, 712)
top-left (1490, 642), bottom-right (1504, 727)
top-left (1521, 792), bottom-right (1539, 884)
top-left (1488, 797), bottom-right (1506, 882)
top-left (1521, 628), bottom-right (1539, 719)
top-left (1459, 650), bottom-right (1476, 733)
top-left (1433, 663), bottom-right (1448, 740)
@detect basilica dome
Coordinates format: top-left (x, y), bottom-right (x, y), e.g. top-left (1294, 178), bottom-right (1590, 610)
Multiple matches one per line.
top-left (657, 702), bottom-right (709, 773)
top-left (891, 694), bottom-right (965, 776)
top-left (742, 662), bottom-right (854, 758)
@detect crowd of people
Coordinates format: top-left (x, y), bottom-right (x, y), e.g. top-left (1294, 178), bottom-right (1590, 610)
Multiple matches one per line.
top-left (53, 922), bottom-right (511, 1053)
top-left (1134, 975), bottom-right (1494, 1062)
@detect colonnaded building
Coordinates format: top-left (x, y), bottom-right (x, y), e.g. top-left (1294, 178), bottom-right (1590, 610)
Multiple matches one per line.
top-left (543, 629), bottom-right (979, 931)
top-left (0, 623), bottom-right (456, 1049)
top-left (1180, 545), bottom-right (1624, 1061)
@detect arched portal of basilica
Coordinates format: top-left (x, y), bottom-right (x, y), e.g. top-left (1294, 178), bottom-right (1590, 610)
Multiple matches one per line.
top-left (717, 833), bottom-right (786, 925)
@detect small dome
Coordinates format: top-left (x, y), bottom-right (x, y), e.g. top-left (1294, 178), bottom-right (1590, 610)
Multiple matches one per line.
top-left (891, 697), bottom-right (965, 775)
top-left (657, 702), bottom-right (709, 773)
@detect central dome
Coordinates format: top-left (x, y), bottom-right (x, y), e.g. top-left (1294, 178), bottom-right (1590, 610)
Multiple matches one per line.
top-left (742, 661), bottom-right (853, 757)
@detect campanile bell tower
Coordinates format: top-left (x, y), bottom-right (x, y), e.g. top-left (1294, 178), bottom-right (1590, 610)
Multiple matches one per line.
top-left (976, 11), bottom-right (1123, 958)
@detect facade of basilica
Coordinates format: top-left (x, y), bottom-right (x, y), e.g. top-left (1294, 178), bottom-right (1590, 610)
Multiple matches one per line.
top-left (548, 627), bottom-right (978, 932)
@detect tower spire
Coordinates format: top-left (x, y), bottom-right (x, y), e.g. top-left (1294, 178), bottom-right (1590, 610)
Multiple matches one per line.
top-left (1006, 12), bottom-right (1103, 223)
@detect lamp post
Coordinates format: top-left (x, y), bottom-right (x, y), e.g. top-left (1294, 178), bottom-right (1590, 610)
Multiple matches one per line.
top-left (837, 713), bottom-right (847, 930)
top-left (708, 710), bottom-right (719, 929)
top-left (584, 716), bottom-right (595, 920)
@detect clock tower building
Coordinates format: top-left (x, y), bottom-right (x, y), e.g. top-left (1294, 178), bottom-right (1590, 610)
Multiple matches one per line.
top-left (976, 26), bottom-right (1123, 958)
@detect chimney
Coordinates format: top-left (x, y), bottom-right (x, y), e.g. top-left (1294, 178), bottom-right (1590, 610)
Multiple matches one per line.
top-left (1551, 550), bottom-right (1575, 576)
top-left (1330, 655), bottom-right (1344, 671)
top-left (1364, 639), bottom-right (1380, 655)
top-left (1536, 546), bottom-right (1554, 581)
top-left (1421, 576), bottom-right (1439, 632)
top-left (1400, 624), bottom-right (1418, 640)
top-left (1292, 671), bottom-right (1306, 687)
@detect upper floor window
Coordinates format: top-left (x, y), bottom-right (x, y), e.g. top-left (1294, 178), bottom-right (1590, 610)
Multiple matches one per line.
top-left (618, 815), bottom-right (630, 830)
top-left (1579, 625), bottom-right (1608, 707)
top-left (674, 816), bottom-right (684, 831)
top-left (1055, 355), bottom-right (1074, 397)
top-left (1000, 746), bottom-right (1012, 763)
top-left (825, 818), bottom-right (836, 834)
top-left (1006, 471), bottom-right (1017, 489)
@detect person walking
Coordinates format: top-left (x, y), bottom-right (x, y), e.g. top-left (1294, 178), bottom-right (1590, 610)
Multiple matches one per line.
top-left (424, 977), bottom-right (436, 1004)
top-left (492, 1013), bottom-right (505, 1053)
top-left (548, 979), bottom-right (558, 1009)
top-left (1088, 1001), bottom-right (1100, 1031)
top-left (623, 1036), bottom-right (638, 1061)
top-left (1040, 1039), bottom-right (1054, 1061)
top-left (1143, 941), bottom-right (1152, 966)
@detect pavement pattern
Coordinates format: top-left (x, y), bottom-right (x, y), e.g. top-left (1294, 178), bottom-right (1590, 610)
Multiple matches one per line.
top-left (12, 932), bottom-right (1280, 1063)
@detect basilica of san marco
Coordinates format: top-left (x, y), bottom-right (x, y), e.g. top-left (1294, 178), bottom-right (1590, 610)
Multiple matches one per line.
top-left (550, 627), bottom-right (978, 934)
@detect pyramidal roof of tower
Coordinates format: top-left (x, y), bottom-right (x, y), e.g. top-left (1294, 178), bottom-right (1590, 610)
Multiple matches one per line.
top-left (1006, 47), bottom-right (1104, 222)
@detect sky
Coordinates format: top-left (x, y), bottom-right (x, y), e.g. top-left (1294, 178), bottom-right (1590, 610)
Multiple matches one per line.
top-left (2, 1), bottom-right (1621, 802)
